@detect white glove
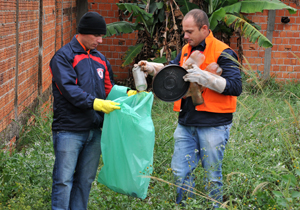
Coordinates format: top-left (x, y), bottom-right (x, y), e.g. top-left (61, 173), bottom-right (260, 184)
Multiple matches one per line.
top-left (206, 62), bottom-right (222, 75)
top-left (137, 60), bottom-right (164, 77)
top-left (183, 64), bottom-right (226, 94)
top-left (182, 50), bottom-right (205, 69)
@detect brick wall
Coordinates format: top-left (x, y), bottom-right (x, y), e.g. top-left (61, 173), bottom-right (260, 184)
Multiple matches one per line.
top-left (230, 1), bottom-right (300, 81)
top-left (0, 0), bottom-right (17, 148)
top-left (0, 0), bottom-right (77, 148)
top-left (87, 0), bottom-right (138, 81)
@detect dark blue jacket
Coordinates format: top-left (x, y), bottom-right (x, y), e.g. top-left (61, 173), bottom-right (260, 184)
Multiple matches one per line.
top-left (169, 40), bottom-right (242, 127)
top-left (49, 36), bottom-right (114, 131)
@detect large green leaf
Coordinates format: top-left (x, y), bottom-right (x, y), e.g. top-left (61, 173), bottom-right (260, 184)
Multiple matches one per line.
top-left (273, 191), bottom-right (283, 197)
top-left (149, 2), bottom-right (164, 13)
top-left (122, 43), bottom-right (144, 67)
top-left (223, 14), bottom-right (273, 48)
top-left (117, 3), bottom-right (153, 21)
top-left (291, 190), bottom-right (300, 198)
top-left (171, 50), bottom-right (177, 60)
top-left (105, 21), bottom-right (141, 37)
top-left (151, 50), bottom-right (177, 63)
top-left (282, 174), bottom-right (297, 187)
top-left (152, 56), bottom-right (167, 63)
top-left (209, 8), bottom-right (226, 31)
top-left (157, 7), bottom-right (165, 23)
top-left (117, 3), bottom-right (153, 34)
top-left (176, 0), bottom-right (199, 15)
top-left (212, 23), bottom-right (234, 37)
top-left (224, 0), bottom-right (297, 15)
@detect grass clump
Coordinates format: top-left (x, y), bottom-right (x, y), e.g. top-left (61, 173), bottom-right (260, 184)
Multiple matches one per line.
top-left (0, 104), bottom-right (54, 209)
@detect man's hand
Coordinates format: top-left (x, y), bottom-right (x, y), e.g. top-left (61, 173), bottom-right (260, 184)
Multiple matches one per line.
top-left (127, 90), bottom-right (138, 97)
top-left (93, 98), bottom-right (120, 114)
top-left (182, 50), bottom-right (205, 69)
top-left (137, 60), bottom-right (164, 77)
top-left (127, 90), bottom-right (149, 96)
top-left (205, 62), bottom-right (222, 75)
top-left (183, 64), bottom-right (226, 94)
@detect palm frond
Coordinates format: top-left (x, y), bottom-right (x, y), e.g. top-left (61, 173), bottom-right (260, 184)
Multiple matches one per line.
top-left (176, 0), bottom-right (199, 15)
top-left (122, 43), bottom-right (144, 67)
top-left (117, 3), bottom-right (153, 21)
top-left (209, 8), bottom-right (226, 31)
top-left (224, 0), bottom-right (297, 14)
top-left (223, 14), bottom-right (273, 48)
top-left (105, 21), bottom-right (142, 37)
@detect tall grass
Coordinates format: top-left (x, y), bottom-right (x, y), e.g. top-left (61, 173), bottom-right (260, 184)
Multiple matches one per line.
top-left (0, 70), bottom-right (300, 209)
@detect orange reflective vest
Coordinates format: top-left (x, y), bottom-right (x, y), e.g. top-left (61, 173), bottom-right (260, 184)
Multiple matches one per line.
top-left (173, 32), bottom-right (237, 113)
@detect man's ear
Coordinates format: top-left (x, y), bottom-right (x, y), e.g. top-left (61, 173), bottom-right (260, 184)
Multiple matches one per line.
top-left (202, 25), bottom-right (209, 31)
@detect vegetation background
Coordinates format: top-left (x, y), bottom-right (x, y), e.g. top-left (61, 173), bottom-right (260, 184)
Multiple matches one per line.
top-left (1, 1), bottom-right (300, 209)
top-left (1, 66), bottom-right (300, 209)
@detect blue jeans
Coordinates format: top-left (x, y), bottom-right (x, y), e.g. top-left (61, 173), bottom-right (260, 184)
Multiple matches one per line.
top-left (51, 129), bottom-right (101, 210)
top-left (171, 123), bottom-right (231, 207)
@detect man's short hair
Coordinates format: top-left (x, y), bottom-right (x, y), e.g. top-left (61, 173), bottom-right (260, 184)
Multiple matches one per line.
top-left (184, 9), bottom-right (210, 30)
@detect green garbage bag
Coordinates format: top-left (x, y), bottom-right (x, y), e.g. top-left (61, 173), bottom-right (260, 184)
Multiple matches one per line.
top-left (98, 85), bottom-right (155, 199)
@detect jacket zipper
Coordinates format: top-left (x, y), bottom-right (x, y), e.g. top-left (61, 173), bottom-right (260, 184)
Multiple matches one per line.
top-left (88, 53), bottom-right (96, 96)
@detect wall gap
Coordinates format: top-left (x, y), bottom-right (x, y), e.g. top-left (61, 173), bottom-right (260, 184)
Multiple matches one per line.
top-left (38, 0), bottom-right (44, 99)
top-left (14, 0), bottom-right (20, 139)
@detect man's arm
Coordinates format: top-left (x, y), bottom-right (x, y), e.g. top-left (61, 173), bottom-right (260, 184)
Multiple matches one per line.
top-left (50, 53), bottom-right (120, 114)
top-left (103, 58), bottom-right (115, 97)
top-left (169, 50), bottom-right (182, 65)
top-left (50, 53), bottom-right (95, 109)
top-left (217, 49), bottom-right (242, 96)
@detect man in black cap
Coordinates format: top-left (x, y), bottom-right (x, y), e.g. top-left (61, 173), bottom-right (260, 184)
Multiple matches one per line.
top-left (49, 12), bottom-right (126, 210)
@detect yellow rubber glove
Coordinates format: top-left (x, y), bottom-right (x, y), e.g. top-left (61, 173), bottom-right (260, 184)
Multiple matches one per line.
top-left (127, 90), bottom-right (150, 96)
top-left (93, 98), bottom-right (120, 114)
top-left (127, 90), bottom-right (138, 97)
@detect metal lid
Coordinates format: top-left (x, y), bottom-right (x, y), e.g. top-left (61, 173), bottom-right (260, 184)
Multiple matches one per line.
top-left (152, 64), bottom-right (189, 102)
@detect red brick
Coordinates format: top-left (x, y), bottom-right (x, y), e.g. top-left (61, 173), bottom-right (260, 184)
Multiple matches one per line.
top-left (286, 31), bottom-right (294, 37)
top-left (291, 45), bottom-right (298, 52)
top-left (276, 10), bottom-right (285, 16)
top-left (260, 24), bottom-right (267, 30)
top-left (273, 31), bottom-right (279, 37)
top-left (277, 59), bottom-right (284, 65)
top-left (281, 66), bottom-right (287, 71)
top-left (275, 17), bottom-right (281, 23)
top-left (254, 58), bottom-right (262, 64)
top-left (274, 52), bottom-right (281, 58)
top-left (278, 45), bottom-right (285, 51)
top-left (271, 59), bottom-right (276, 65)
top-left (287, 66), bottom-right (293, 72)
top-left (284, 59), bottom-right (291, 65)
top-left (277, 24), bottom-right (284, 30)
top-left (274, 38), bottom-right (282, 44)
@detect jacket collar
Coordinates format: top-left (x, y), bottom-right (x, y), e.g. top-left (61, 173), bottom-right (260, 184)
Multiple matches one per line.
top-left (70, 35), bottom-right (97, 54)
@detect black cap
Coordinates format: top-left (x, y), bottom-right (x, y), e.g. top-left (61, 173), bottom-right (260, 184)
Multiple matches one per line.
top-left (78, 12), bottom-right (106, 35)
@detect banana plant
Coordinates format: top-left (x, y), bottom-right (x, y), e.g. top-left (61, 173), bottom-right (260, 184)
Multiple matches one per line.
top-left (207, 0), bottom-right (297, 48)
top-left (105, 1), bottom-right (165, 67)
top-left (105, 21), bottom-right (142, 37)
top-left (176, 0), bottom-right (199, 15)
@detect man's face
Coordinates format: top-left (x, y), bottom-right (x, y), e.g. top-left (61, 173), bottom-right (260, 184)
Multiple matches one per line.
top-left (80, 34), bottom-right (103, 50)
top-left (182, 16), bottom-right (207, 47)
